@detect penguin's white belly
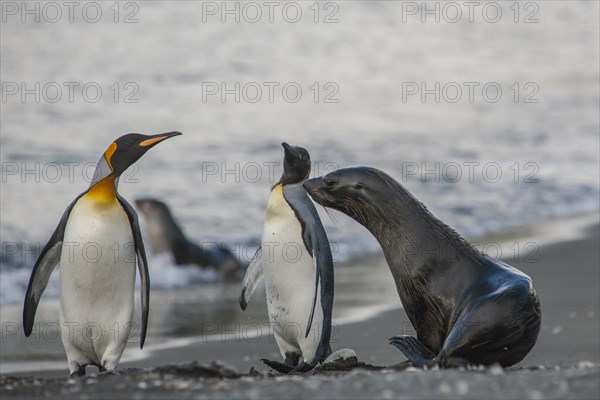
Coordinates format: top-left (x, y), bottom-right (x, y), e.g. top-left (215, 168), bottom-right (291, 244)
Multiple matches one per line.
top-left (263, 218), bottom-right (316, 327)
top-left (262, 191), bottom-right (323, 359)
top-left (59, 198), bottom-right (136, 366)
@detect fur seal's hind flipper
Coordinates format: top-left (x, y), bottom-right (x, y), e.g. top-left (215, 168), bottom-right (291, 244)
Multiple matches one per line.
top-left (389, 335), bottom-right (436, 366)
top-left (261, 358), bottom-right (296, 374)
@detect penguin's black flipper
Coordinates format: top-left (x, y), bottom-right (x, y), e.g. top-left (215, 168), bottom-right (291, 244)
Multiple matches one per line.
top-left (305, 256), bottom-right (320, 338)
top-left (239, 247), bottom-right (263, 310)
top-left (260, 358), bottom-right (296, 374)
top-left (117, 195), bottom-right (150, 349)
top-left (23, 194), bottom-right (83, 337)
top-left (282, 184), bottom-right (334, 340)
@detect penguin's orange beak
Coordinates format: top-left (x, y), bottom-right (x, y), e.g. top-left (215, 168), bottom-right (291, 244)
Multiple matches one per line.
top-left (140, 131), bottom-right (182, 147)
top-left (140, 136), bottom-right (167, 147)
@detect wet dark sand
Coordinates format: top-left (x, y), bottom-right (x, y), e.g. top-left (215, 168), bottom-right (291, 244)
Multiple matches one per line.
top-left (1, 222), bottom-right (599, 399)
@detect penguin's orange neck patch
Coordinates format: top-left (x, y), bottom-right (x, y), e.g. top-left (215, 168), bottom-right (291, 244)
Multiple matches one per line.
top-left (104, 142), bottom-right (117, 169)
top-left (266, 183), bottom-right (287, 218)
top-left (85, 175), bottom-right (117, 203)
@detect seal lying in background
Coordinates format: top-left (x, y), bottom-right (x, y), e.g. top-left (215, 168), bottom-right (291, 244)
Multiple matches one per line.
top-left (304, 167), bottom-right (541, 368)
top-left (135, 198), bottom-right (241, 281)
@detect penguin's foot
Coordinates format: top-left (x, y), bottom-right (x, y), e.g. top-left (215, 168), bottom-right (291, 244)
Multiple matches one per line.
top-left (290, 362), bottom-right (317, 374)
top-left (389, 335), bottom-right (436, 367)
top-left (284, 352), bottom-right (300, 367)
top-left (69, 367), bottom-right (86, 378)
top-left (260, 359), bottom-right (296, 374)
top-left (261, 359), bottom-right (318, 374)
top-left (98, 369), bottom-right (121, 377)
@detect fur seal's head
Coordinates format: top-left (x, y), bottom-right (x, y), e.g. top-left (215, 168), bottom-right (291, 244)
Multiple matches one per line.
top-left (303, 167), bottom-right (400, 229)
top-left (134, 198), bottom-right (186, 254)
top-left (279, 142), bottom-right (311, 185)
top-left (135, 198), bottom-right (171, 218)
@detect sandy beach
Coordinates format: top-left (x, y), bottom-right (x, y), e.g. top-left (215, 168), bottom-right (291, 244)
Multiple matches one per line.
top-left (1, 215), bottom-right (598, 399)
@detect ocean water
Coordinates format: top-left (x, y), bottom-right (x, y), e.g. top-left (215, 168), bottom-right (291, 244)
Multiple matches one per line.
top-left (1, 1), bottom-right (599, 304)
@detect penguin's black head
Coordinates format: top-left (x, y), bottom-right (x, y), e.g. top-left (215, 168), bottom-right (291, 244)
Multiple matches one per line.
top-left (106, 132), bottom-right (182, 177)
top-left (279, 142), bottom-right (311, 185)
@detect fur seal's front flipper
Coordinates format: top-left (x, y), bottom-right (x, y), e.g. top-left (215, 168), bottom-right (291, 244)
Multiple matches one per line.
top-left (389, 336), bottom-right (436, 366)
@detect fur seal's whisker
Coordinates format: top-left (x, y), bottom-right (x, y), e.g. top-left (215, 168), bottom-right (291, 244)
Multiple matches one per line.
top-left (322, 206), bottom-right (338, 225)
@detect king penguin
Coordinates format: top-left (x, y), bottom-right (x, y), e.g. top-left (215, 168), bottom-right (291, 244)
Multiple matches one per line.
top-left (239, 142), bottom-right (334, 373)
top-left (23, 131), bottom-right (182, 376)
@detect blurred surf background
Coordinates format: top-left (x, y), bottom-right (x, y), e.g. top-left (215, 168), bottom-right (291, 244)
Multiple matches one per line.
top-left (0, 0), bottom-right (598, 372)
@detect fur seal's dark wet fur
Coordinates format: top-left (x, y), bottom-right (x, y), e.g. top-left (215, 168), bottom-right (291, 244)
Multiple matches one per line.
top-left (304, 167), bottom-right (541, 368)
top-left (135, 198), bottom-right (242, 281)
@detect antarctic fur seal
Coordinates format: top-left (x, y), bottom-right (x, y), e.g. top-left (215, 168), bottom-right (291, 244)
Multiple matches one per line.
top-left (135, 198), bottom-right (241, 281)
top-left (303, 166), bottom-right (541, 368)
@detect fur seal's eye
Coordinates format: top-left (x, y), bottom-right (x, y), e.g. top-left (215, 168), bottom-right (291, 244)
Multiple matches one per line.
top-left (354, 183), bottom-right (366, 190)
top-left (324, 178), bottom-right (336, 187)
